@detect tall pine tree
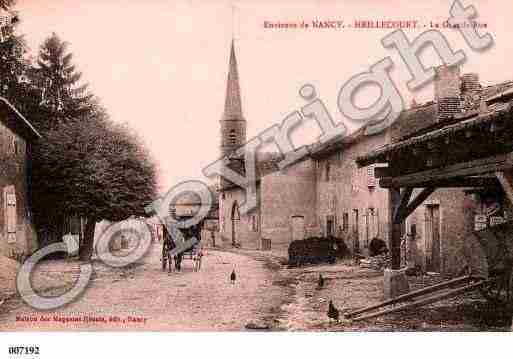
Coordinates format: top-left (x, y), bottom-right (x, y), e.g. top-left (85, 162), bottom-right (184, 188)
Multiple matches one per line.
top-left (0, 0), bottom-right (16, 10)
top-left (30, 33), bottom-right (158, 260)
top-left (0, 2), bottom-right (33, 113)
top-left (31, 32), bottom-right (93, 131)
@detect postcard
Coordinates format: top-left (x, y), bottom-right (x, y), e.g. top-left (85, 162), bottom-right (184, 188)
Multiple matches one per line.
top-left (0, 0), bottom-right (512, 358)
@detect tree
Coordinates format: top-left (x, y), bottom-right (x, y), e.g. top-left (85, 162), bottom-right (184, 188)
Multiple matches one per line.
top-left (0, 3), bottom-right (33, 113)
top-left (31, 111), bottom-right (158, 261)
top-left (0, 0), bottom-right (16, 10)
top-left (28, 33), bottom-right (157, 261)
top-left (30, 32), bottom-right (93, 132)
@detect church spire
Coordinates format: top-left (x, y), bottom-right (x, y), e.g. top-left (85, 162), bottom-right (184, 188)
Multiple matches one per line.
top-left (223, 40), bottom-right (244, 121)
top-left (220, 39), bottom-right (246, 158)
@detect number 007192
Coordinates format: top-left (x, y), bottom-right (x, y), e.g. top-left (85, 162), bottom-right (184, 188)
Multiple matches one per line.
top-left (8, 346), bottom-right (40, 355)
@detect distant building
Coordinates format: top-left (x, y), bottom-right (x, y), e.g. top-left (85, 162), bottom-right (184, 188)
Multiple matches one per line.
top-left (0, 97), bottom-right (41, 260)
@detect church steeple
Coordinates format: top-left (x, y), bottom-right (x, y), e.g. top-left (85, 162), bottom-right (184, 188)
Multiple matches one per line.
top-left (220, 40), bottom-right (246, 157)
top-left (224, 40), bottom-right (244, 120)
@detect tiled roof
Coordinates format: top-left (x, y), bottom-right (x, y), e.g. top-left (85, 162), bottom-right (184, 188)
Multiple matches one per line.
top-left (356, 100), bottom-right (513, 166)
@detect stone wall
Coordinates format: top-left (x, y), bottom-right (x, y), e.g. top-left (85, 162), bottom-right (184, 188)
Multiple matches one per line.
top-left (260, 158), bottom-right (317, 250)
top-left (0, 119), bottom-right (37, 259)
top-left (314, 127), bottom-right (469, 275)
top-left (315, 130), bottom-right (390, 256)
top-left (218, 185), bottom-right (261, 249)
top-left (405, 189), bottom-right (469, 276)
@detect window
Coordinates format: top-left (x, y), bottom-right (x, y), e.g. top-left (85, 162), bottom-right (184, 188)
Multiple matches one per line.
top-left (365, 207), bottom-right (379, 248)
top-left (326, 215), bottom-right (334, 237)
top-left (0, 25), bottom-right (12, 42)
top-left (4, 186), bottom-right (16, 243)
top-left (13, 139), bottom-right (18, 156)
top-left (410, 223), bottom-right (417, 238)
top-left (342, 212), bottom-right (349, 232)
top-left (169, 205), bottom-right (176, 219)
top-left (228, 129), bottom-right (237, 145)
top-left (251, 215), bottom-right (258, 232)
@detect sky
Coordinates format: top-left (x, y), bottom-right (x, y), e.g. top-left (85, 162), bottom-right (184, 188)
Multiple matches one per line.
top-left (14, 0), bottom-right (513, 194)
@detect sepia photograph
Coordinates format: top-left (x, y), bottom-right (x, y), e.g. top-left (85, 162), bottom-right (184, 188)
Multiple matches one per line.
top-left (0, 0), bottom-right (512, 357)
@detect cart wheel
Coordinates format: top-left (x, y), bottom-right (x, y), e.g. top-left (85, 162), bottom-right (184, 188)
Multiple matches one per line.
top-left (479, 274), bottom-right (512, 306)
top-left (162, 256), bottom-right (167, 271)
top-left (168, 252), bottom-right (173, 273)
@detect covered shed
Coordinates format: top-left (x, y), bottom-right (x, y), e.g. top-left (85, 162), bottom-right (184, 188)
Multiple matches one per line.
top-left (356, 88), bottom-right (513, 299)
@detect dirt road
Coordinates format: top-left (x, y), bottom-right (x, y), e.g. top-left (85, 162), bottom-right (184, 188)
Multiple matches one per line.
top-left (0, 245), bottom-right (288, 331)
top-left (1, 245), bottom-right (510, 331)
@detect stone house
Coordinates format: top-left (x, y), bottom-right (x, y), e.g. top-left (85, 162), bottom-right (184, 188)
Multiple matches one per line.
top-left (219, 153), bottom-right (318, 250)
top-left (352, 65), bottom-right (513, 275)
top-left (310, 126), bottom-right (391, 255)
top-left (0, 97), bottom-right (41, 260)
top-left (216, 40), bottom-right (513, 275)
top-left (310, 122), bottom-right (471, 275)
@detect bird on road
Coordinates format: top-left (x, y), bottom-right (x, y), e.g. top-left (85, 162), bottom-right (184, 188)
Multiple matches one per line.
top-left (327, 300), bottom-right (339, 323)
top-left (317, 274), bottom-right (325, 289)
top-left (230, 269), bottom-right (236, 284)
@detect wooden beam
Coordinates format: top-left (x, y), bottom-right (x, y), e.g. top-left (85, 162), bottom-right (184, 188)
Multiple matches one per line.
top-left (496, 170), bottom-right (513, 206)
top-left (381, 152), bottom-right (513, 188)
top-left (352, 280), bottom-right (489, 322)
top-left (389, 188), bottom-right (402, 270)
top-left (345, 275), bottom-right (472, 318)
top-left (380, 176), bottom-right (501, 189)
top-left (401, 188), bottom-right (436, 220)
top-left (393, 187), bottom-right (413, 223)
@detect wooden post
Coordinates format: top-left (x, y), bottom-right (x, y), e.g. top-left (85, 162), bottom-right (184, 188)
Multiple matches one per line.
top-left (496, 170), bottom-right (513, 206)
top-left (389, 188), bottom-right (402, 269)
top-left (495, 170), bottom-right (513, 332)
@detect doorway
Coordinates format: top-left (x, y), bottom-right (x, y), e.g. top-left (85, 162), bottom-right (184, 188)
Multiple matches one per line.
top-left (291, 215), bottom-right (305, 242)
top-left (326, 215), bottom-right (334, 237)
top-left (353, 209), bottom-right (360, 253)
top-left (425, 204), bottom-right (441, 272)
top-left (231, 201), bottom-right (240, 246)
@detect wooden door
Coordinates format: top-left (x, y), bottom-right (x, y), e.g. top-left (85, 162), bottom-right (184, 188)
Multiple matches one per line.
top-left (426, 205), bottom-right (441, 272)
top-left (326, 217), bottom-right (334, 237)
top-left (353, 209), bottom-right (359, 253)
top-left (291, 215), bottom-right (305, 242)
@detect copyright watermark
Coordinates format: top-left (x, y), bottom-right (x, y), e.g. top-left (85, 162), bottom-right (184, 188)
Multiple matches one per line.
top-left (16, 0), bottom-right (493, 310)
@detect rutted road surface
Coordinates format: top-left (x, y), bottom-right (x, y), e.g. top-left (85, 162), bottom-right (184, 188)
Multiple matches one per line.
top-left (0, 245), bottom-right (290, 331)
top-left (2, 244), bottom-right (507, 331)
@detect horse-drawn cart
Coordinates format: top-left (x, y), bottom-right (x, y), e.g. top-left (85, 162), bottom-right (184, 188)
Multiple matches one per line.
top-left (161, 219), bottom-right (203, 273)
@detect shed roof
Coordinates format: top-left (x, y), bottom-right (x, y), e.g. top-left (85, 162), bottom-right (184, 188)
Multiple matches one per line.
top-left (356, 100), bottom-right (513, 167)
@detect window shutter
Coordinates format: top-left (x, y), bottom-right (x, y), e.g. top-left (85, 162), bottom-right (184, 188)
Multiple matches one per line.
top-left (6, 191), bottom-right (17, 234)
top-left (367, 165), bottom-right (376, 187)
top-left (372, 209), bottom-right (379, 239)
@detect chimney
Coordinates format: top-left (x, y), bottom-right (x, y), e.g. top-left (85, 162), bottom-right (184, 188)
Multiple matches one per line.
top-left (461, 72), bottom-right (482, 112)
top-left (434, 65), bottom-right (461, 121)
top-left (461, 73), bottom-right (481, 93)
